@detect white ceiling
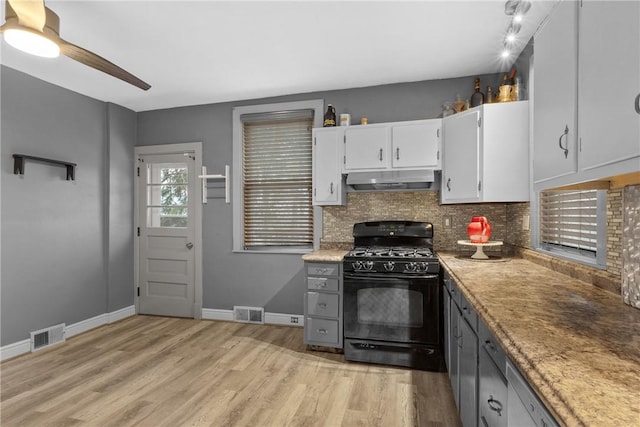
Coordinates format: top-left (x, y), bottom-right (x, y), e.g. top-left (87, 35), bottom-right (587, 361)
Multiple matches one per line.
top-left (0, 0), bottom-right (557, 112)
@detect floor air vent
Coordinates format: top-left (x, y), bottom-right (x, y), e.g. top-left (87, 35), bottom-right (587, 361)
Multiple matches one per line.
top-left (30, 323), bottom-right (66, 352)
top-left (233, 306), bottom-right (264, 324)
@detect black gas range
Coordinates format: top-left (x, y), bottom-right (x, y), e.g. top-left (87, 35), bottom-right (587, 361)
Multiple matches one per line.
top-left (342, 221), bottom-right (444, 371)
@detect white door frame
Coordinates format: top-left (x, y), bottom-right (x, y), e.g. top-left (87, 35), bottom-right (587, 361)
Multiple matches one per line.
top-left (134, 142), bottom-right (203, 319)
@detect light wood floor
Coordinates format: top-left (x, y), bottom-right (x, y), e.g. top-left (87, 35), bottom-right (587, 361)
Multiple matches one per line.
top-left (1, 316), bottom-right (462, 427)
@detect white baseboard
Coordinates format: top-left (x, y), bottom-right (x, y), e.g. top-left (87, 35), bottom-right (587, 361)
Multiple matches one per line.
top-left (201, 308), bottom-right (303, 327)
top-left (264, 312), bottom-right (304, 327)
top-left (0, 339), bottom-right (30, 361)
top-left (0, 305), bottom-right (136, 361)
top-left (201, 308), bottom-right (234, 321)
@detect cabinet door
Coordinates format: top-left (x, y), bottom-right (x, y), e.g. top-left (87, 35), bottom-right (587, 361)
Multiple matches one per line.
top-left (312, 128), bottom-right (342, 205)
top-left (344, 126), bottom-right (390, 170)
top-left (442, 110), bottom-right (481, 203)
top-left (533, 0), bottom-right (578, 183)
top-left (391, 120), bottom-right (441, 169)
top-left (449, 305), bottom-right (461, 408)
top-left (578, 1), bottom-right (640, 171)
top-left (479, 348), bottom-right (508, 427)
top-left (459, 318), bottom-right (478, 427)
top-left (443, 287), bottom-right (451, 370)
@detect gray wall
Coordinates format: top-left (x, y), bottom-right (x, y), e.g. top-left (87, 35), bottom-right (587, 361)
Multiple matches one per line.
top-left (0, 67), bottom-right (136, 345)
top-left (137, 73), bottom-right (502, 314)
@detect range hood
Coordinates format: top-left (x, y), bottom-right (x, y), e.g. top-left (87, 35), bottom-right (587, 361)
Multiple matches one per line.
top-left (346, 169), bottom-right (437, 192)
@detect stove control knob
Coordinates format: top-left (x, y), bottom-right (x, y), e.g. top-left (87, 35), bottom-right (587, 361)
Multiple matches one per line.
top-left (417, 262), bottom-right (429, 272)
top-left (364, 261), bottom-right (374, 271)
top-left (352, 261), bottom-right (363, 271)
top-left (406, 262), bottom-right (417, 272)
top-left (383, 261), bottom-right (395, 271)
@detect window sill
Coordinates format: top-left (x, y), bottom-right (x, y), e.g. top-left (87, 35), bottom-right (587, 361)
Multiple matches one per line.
top-left (534, 246), bottom-right (606, 271)
top-left (232, 248), bottom-right (314, 255)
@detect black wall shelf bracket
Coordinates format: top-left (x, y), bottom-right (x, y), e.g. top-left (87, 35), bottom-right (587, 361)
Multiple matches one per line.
top-left (13, 154), bottom-right (77, 180)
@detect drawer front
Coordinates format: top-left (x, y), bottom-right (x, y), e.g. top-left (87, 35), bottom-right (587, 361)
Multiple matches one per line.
top-left (447, 275), bottom-right (462, 308)
top-left (305, 318), bottom-right (339, 345)
top-left (306, 292), bottom-right (339, 318)
top-left (460, 293), bottom-right (478, 333)
top-left (479, 319), bottom-right (507, 376)
top-left (307, 276), bottom-right (340, 291)
top-left (306, 263), bottom-right (340, 277)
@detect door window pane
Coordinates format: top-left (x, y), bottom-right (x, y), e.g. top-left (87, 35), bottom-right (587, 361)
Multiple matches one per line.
top-left (146, 164), bottom-right (188, 228)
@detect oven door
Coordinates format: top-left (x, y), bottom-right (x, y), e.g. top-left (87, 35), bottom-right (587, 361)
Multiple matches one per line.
top-left (343, 272), bottom-right (440, 345)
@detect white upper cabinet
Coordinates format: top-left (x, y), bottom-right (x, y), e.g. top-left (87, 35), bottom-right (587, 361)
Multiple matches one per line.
top-left (342, 119), bottom-right (441, 172)
top-left (578, 0), bottom-right (640, 173)
top-left (533, 0), bottom-right (640, 188)
top-left (343, 125), bottom-right (390, 170)
top-left (533, 0), bottom-right (578, 184)
top-left (312, 127), bottom-right (345, 205)
top-left (442, 110), bottom-right (481, 202)
top-left (391, 120), bottom-right (441, 169)
top-left (441, 102), bottom-right (530, 204)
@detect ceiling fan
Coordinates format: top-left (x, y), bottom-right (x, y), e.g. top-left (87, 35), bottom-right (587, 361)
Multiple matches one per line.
top-left (0, 0), bottom-right (150, 90)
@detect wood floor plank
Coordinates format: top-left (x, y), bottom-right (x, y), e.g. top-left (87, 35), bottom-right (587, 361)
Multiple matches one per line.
top-left (1, 315), bottom-right (461, 427)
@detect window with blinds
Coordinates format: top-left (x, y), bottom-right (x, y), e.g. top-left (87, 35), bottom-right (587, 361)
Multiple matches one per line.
top-left (539, 189), bottom-right (606, 264)
top-left (241, 110), bottom-right (314, 249)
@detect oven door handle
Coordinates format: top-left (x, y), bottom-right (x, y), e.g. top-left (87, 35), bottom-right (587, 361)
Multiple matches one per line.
top-left (344, 272), bottom-right (439, 281)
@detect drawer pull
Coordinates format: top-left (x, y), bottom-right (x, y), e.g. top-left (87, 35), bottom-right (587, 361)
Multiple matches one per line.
top-left (318, 303), bottom-right (327, 308)
top-left (487, 396), bottom-right (503, 416)
top-left (317, 328), bottom-right (328, 334)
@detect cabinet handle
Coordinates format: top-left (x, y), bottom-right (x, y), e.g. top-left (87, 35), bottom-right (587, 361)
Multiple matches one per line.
top-left (317, 328), bottom-right (328, 334)
top-left (396, 147), bottom-right (400, 160)
top-left (330, 182), bottom-right (334, 194)
top-left (558, 125), bottom-right (569, 159)
top-left (318, 303), bottom-right (327, 308)
top-left (487, 396), bottom-right (503, 416)
top-left (635, 94), bottom-right (640, 115)
top-left (446, 177), bottom-right (451, 192)
top-left (379, 148), bottom-right (383, 161)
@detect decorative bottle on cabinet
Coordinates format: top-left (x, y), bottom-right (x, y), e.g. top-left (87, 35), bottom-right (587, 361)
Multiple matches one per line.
top-left (470, 78), bottom-right (485, 107)
top-left (323, 104), bottom-right (336, 127)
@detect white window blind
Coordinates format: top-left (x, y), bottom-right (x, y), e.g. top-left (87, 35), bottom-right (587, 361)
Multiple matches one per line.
top-left (241, 110), bottom-right (314, 249)
top-left (539, 189), bottom-right (604, 259)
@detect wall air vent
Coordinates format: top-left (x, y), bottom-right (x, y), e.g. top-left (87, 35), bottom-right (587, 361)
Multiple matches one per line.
top-left (30, 323), bottom-right (66, 352)
top-left (233, 306), bottom-right (264, 324)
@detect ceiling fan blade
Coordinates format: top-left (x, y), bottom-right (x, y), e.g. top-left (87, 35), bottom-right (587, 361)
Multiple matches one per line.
top-left (7, 0), bottom-right (46, 31)
top-left (59, 39), bottom-right (151, 91)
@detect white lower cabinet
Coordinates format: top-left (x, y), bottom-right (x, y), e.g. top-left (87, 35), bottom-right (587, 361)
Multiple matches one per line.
top-left (303, 262), bottom-right (343, 348)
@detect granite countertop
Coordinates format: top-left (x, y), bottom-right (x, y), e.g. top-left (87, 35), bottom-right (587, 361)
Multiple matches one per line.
top-left (438, 252), bottom-right (640, 427)
top-left (301, 249), bottom-right (349, 262)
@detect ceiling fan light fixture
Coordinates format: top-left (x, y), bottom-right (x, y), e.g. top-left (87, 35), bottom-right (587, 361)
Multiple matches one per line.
top-left (4, 27), bottom-right (60, 58)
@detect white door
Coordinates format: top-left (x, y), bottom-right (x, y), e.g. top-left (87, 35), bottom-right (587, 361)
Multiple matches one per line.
top-left (344, 125), bottom-right (390, 170)
top-left (137, 153), bottom-right (196, 317)
top-left (312, 128), bottom-right (341, 205)
top-left (391, 120), bottom-right (441, 169)
top-left (442, 110), bottom-right (481, 203)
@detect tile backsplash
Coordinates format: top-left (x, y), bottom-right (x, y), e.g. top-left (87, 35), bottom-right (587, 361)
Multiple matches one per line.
top-left (321, 191), bottom-right (528, 255)
top-left (321, 185), bottom-right (638, 308)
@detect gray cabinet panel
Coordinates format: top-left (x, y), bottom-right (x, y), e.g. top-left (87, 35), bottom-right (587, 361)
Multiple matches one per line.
top-left (305, 318), bottom-right (340, 345)
top-left (306, 292), bottom-right (339, 318)
top-left (479, 347), bottom-right (507, 427)
top-left (459, 317), bottom-right (478, 427)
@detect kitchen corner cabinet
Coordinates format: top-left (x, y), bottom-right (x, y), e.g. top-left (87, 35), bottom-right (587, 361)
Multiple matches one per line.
top-left (303, 262), bottom-right (343, 349)
top-left (533, 0), bottom-right (640, 187)
top-left (343, 119), bottom-right (442, 172)
top-left (441, 101), bottom-right (529, 204)
top-left (312, 127), bottom-right (345, 205)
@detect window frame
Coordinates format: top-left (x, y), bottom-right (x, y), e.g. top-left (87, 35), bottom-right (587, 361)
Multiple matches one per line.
top-left (232, 99), bottom-right (324, 254)
top-left (532, 187), bottom-right (607, 269)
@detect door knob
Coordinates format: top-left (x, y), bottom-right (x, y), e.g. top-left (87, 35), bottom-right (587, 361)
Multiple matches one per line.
top-left (186, 242), bottom-right (194, 250)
